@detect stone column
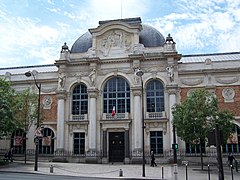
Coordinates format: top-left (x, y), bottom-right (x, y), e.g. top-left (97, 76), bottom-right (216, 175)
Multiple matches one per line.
top-left (166, 85), bottom-right (179, 147)
top-left (86, 88), bottom-right (98, 163)
top-left (131, 87), bottom-right (143, 163)
top-left (124, 129), bottom-right (130, 164)
top-left (56, 90), bottom-right (66, 151)
top-left (102, 129), bottom-right (108, 164)
top-left (103, 130), bottom-right (107, 157)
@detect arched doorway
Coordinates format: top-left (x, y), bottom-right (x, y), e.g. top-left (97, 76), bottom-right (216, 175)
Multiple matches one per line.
top-left (38, 128), bottom-right (55, 154)
top-left (10, 129), bottom-right (26, 154)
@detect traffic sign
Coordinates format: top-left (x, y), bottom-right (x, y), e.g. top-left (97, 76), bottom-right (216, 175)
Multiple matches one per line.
top-left (34, 128), bottom-right (43, 137)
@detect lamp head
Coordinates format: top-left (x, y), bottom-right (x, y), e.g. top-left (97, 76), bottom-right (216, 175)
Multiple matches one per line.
top-left (136, 69), bottom-right (144, 77)
top-left (25, 71), bottom-right (32, 77)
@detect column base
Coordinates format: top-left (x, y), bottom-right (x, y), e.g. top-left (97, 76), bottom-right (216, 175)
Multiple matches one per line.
top-left (85, 156), bottom-right (98, 163)
top-left (85, 150), bottom-right (98, 163)
top-left (131, 149), bottom-right (143, 164)
top-left (131, 157), bottom-right (143, 164)
top-left (53, 149), bottom-right (68, 162)
top-left (124, 157), bottom-right (130, 164)
top-left (101, 157), bottom-right (108, 164)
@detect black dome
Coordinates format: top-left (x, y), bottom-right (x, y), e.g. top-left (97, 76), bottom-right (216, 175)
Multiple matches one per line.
top-left (139, 24), bottom-right (165, 47)
top-left (71, 24), bottom-right (165, 53)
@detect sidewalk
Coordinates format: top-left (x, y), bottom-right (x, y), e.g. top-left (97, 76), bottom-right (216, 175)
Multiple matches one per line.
top-left (0, 161), bottom-right (240, 180)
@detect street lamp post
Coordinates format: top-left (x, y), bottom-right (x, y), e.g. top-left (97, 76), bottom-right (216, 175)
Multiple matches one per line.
top-left (25, 71), bottom-right (41, 171)
top-left (173, 124), bottom-right (177, 163)
top-left (136, 69), bottom-right (145, 177)
top-left (215, 123), bottom-right (224, 180)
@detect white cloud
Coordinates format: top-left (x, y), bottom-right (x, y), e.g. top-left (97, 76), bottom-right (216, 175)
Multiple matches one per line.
top-left (148, 0), bottom-right (240, 54)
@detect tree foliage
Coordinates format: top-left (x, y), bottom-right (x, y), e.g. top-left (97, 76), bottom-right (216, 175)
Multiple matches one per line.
top-left (172, 89), bottom-right (235, 144)
top-left (14, 89), bottom-right (39, 132)
top-left (0, 78), bottom-right (41, 137)
top-left (0, 78), bottom-right (16, 136)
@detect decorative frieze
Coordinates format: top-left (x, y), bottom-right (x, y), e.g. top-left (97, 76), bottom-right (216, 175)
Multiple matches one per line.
top-left (180, 78), bottom-right (204, 86)
top-left (215, 76), bottom-right (239, 84)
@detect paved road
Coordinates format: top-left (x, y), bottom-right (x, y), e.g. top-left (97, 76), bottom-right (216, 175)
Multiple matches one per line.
top-left (0, 172), bottom-right (126, 180)
top-left (0, 161), bottom-right (239, 180)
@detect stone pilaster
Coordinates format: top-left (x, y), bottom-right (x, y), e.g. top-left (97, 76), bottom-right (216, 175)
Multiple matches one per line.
top-left (166, 85), bottom-right (179, 149)
top-left (56, 90), bottom-right (66, 151)
top-left (86, 88), bottom-right (99, 163)
top-left (102, 129), bottom-right (108, 164)
top-left (131, 86), bottom-right (144, 163)
top-left (124, 129), bottom-right (130, 164)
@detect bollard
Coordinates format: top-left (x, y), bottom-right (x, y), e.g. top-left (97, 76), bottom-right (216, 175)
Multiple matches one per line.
top-left (235, 160), bottom-right (238, 172)
top-left (185, 163), bottom-right (188, 180)
top-left (208, 164), bottom-right (210, 180)
top-left (162, 166), bottom-right (164, 179)
top-left (119, 169), bottom-right (123, 177)
top-left (173, 164), bottom-right (178, 180)
top-left (50, 165), bottom-right (53, 173)
top-left (230, 165), bottom-right (234, 180)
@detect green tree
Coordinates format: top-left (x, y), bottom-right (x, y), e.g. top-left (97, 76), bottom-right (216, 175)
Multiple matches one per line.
top-left (14, 89), bottom-right (39, 132)
top-left (0, 78), bottom-right (17, 136)
top-left (172, 89), bottom-right (234, 170)
top-left (0, 78), bottom-right (43, 138)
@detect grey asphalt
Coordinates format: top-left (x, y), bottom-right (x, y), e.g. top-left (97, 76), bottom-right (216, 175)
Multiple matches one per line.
top-left (0, 161), bottom-right (239, 180)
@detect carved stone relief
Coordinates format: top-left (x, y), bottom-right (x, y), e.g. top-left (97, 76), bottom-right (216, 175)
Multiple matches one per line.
top-left (43, 95), bottom-right (52, 109)
top-left (222, 88), bottom-right (235, 102)
top-left (69, 124), bottom-right (88, 135)
top-left (180, 78), bottom-right (204, 86)
top-left (98, 30), bottom-right (133, 57)
top-left (215, 76), bottom-right (239, 84)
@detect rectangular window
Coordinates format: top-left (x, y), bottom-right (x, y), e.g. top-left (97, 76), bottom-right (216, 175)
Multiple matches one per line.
top-left (150, 131), bottom-right (163, 154)
top-left (73, 132), bottom-right (85, 154)
top-left (185, 142), bottom-right (205, 154)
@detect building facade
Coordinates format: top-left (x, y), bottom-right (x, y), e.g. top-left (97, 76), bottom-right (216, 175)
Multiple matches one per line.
top-left (0, 17), bottom-right (240, 163)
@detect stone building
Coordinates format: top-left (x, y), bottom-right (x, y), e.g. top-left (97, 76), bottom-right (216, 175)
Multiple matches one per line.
top-left (0, 17), bottom-right (240, 163)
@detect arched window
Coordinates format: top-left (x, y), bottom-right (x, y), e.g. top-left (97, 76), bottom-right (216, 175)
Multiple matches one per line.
top-left (11, 129), bottom-right (26, 154)
top-left (103, 77), bottom-right (130, 113)
top-left (223, 125), bottom-right (240, 153)
top-left (72, 84), bottom-right (88, 115)
top-left (146, 80), bottom-right (164, 112)
top-left (39, 128), bottom-right (55, 154)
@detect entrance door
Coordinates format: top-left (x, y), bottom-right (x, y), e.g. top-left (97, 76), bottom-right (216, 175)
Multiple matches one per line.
top-left (109, 132), bottom-right (125, 162)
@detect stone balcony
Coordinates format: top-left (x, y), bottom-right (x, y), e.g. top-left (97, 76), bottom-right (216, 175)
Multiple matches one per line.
top-left (145, 111), bottom-right (166, 120)
top-left (70, 114), bottom-right (88, 121)
top-left (102, 112), bottom-right (130, 120)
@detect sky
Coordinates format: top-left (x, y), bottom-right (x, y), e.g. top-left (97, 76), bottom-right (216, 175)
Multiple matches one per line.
top-left (0, 0), bottom-right (240, 68)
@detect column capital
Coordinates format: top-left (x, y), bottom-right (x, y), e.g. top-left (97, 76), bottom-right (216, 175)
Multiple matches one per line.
top-left (165, 84), bottom-right (179, 95)
top-left (56, 90), bottom-right (67, 100)
top-left (131, 86), bottom-right (142, 96)
top-left (87, 88), bottom-right (99, 98)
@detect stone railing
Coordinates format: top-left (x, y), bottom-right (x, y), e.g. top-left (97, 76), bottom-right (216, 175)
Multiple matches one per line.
top-left (70, 114), bottom-right (88, 121)
top-left (102, 112), bottom-right (130, 120)
top-left (146, 111), bottom-right (166, 119)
